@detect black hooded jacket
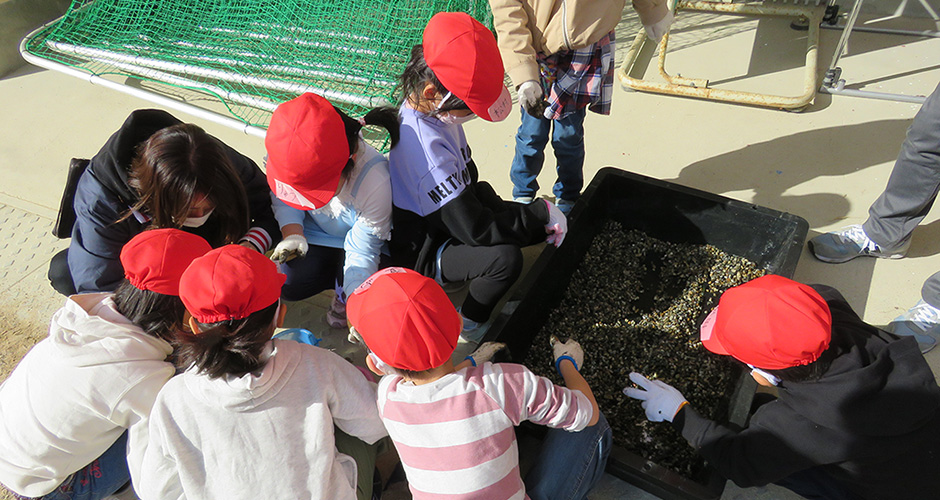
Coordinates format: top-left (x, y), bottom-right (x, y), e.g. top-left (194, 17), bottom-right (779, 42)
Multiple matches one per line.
top-left (675, 285), bottom-right (940, 500)
top-left (67, 109), bottom-right (279, 293)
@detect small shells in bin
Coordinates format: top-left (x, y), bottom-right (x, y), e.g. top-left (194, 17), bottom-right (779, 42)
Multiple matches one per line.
top-left (523, 221), bottom-right (765, 478)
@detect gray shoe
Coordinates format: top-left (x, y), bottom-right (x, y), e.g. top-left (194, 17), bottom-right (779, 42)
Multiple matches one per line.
top-left (884, 300), bottom-right (940, 354)
top-left (808, 225), bottom-right (909, 263)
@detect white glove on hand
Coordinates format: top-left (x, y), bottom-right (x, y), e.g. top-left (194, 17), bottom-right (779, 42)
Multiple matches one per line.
top-left (550, 335), bottom-right (584, 375)
top-left (644, 9), bottom-right (675, 43)
top-left (465, 341), bottom-right (507, 366)
top-left (518, 80), bottom-right (547, 118)
top-left (544, 200), bottom-right (568, 247)
top-left (622, 372), bottom-right (688, 422)
top-left (271, 234), bottom-right (308, 263)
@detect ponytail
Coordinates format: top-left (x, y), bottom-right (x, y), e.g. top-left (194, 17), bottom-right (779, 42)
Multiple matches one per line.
top-left (361, 107), bottom-right (400, 148)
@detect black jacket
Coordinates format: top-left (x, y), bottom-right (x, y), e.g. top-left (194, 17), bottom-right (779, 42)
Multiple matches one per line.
top-left (68, 109), bottom-right (279, 293)
top-left (389, 156), bottom-right (549, 276)
top-left (674, 284), bottom-right (940, 499)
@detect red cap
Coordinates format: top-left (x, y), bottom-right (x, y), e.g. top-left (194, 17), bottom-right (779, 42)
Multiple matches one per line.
top-left (347, 268), bottom-right (461, 371)
top-left (700, 275), bottom-right (832, 370)
top-left (179, 245), bottom-right (286, 324)
top-left (423, 12), bottom-right (512, 122)
top-left (265, 93), bottom-right (349, 210)
top-left (120, 228), bottom-right (211, 296)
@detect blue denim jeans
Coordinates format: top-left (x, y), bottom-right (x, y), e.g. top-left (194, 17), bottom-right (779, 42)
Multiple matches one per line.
top-left (524, 412), bottom-right (612, 500)
top-left (16, 432), bottom-right (130, 500)
top-left (510, 107), bottom-right (587, 203)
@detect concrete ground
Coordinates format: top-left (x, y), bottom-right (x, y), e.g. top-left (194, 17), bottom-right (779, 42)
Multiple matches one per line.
top-left (1, 1), bottom-right (939, 499)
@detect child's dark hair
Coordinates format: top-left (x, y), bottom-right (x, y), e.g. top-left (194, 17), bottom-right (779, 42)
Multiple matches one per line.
top-left (124, 123), bottom-right (250, 247)
top-left (397, 44), bottom-right (470, 115)
top-left (763, 346), bottom-right (835, 383)
top-left (334, 106), bottom-right (400, 182)
top-left (175, 301), bottom-right (279, 379)
top-left (111, 279), bottom-right (186, 344)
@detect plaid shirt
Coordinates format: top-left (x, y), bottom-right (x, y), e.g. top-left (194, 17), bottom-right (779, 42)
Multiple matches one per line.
top-left (538, 31), bottom-right (616, 120)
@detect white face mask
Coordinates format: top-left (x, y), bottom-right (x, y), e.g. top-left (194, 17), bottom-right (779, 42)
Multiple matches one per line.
top-left (748, 364), bottom-right (782, 386)
top-left (181, 207), bottom-right (214, 228)
top-left (435, 91), bottom-right (476, 126)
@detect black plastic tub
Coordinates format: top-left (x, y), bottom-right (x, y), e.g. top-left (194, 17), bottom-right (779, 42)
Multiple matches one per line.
top-left (487, 167), bottom-right (809, 500)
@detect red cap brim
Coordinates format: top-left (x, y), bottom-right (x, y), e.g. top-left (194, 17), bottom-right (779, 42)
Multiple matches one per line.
top-left (699, 306), bottom-right (730, 355)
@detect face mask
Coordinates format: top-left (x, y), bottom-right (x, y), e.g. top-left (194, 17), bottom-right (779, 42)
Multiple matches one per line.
top-left (368, 352), bottom-right (393, 375)
top-left (748, 364), bottom-right (781, 386)
top-left (435, 91), bottom-right (476, 126)
top-left (438, 113), bottom-right (477, 126)
top-left (181, 208), bottom-right (214, 228)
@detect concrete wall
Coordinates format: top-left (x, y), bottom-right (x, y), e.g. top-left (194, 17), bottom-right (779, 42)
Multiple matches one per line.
top-left (0, 0), bottom-right (71, 78)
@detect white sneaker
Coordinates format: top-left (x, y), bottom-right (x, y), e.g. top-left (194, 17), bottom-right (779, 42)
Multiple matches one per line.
top-left (808, 225), bottom-right (908, 263)
top-left (884, 300), bottom-right (940, 354)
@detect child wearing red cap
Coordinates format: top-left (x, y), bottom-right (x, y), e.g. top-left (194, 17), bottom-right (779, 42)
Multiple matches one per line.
top-left (265, 92), bottom-right (401, 327)
top-left (138, 245), bottom-right (387, 500)
top-left (347, 267), bottom-right (611, 500)
top-left (0, 228), bottom-right (211, 500)
top-left (388, 12), bottom-right (569, 343)
top-left (623, 275), bottom-right (940, 500)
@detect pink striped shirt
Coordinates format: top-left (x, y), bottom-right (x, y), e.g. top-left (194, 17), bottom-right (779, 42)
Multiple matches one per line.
top-left (376, 363), bottom-right (593, 499)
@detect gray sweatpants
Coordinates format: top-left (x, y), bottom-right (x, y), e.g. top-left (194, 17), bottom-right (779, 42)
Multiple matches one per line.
top-left (862, 81), bottom-right (940, 307)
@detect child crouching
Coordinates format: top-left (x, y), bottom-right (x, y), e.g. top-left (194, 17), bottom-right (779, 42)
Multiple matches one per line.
top-left (138, 244), bottom-right (387, 500)
top-left (347, 267), bottom-right (612, 500)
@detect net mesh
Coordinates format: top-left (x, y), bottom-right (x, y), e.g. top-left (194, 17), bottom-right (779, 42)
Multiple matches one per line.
top-left (23, 0), bottom-right (493, 145)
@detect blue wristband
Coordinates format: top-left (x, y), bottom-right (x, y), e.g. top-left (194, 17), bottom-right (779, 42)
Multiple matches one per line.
top-left (464, 355), bottom-right (477, 367)
top-left (555, 355), bottom-right (578, 375)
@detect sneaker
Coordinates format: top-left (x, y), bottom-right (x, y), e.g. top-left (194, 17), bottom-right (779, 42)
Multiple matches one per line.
top-left (808, 225), bottom-right (909, 263)
top-left (884, 299), bottom-right (940, 354)
top-left (513, 196), bottom-right (535, 204)
top-left (459, 315), bottom-right (489, 344)
top-left (556, 198), bottom-right (576, 215)
top-left (325, 294), bottom-right (347, 329)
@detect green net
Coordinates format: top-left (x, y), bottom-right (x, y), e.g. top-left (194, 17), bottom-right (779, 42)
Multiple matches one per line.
top-left (23, 0), bottom-right (493, 146)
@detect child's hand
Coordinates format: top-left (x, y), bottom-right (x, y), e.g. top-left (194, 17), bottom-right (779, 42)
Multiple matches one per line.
top-left (271, 234), bottom-right (308, 263)
top-left (464, 341), bottom-right (507, 366)
top-left (550, 335), bottom-right (583, 374)
top-left (543, 200), bottom-right (568, 247)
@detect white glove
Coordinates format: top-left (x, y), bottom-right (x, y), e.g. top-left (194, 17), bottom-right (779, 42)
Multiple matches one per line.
top-left (465, 341), bottom-right (507, 366)
top-left (644, 9), bottom-right (675, 43)
top-left (518, 80), bottom-right (547, 118)
top-left (622, 372), bottom-right (688, 422)
top-left (550, 335), bottom-right (584, 374)
top-left (348, 326), bottom-right (364, 345)
top-left (270, 234), bottom-right (308, 263)
top-left (544, 200), bottom-right (568, 247)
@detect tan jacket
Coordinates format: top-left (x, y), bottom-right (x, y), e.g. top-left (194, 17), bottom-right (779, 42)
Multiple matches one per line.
top-left (489, 0), bottom-right (668, 87)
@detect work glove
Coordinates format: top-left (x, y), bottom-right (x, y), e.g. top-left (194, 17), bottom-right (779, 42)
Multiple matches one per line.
top-left (550, 335), bottom-right (584, 375)
top-left (622, 372), bottom-right (688, 422)
top-left (518, 80), bottom-right (548, 118)
top-left (644, 9), bottom-right (675, 43)
top-left (464, 341), bottom-right (507, 366)
top-left (348, 326), bottom-right (364, 345)
top-left (544, 200), bottom-right (568, 247)
top-left (270, 234), bottom-right (308, 263)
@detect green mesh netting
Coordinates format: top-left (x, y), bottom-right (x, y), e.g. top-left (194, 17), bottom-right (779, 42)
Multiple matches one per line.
top-left (23, 0), bottom-right (493, 145)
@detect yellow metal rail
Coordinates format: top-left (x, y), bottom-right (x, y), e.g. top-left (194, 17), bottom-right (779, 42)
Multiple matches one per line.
top-left (618, 1), bottom-right (826, 110)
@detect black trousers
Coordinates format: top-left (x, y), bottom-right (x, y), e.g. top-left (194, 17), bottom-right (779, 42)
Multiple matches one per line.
top-left (439, 242), bottom-right (523, 324)
top-left (48, 248), bottom-right (77, 296)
